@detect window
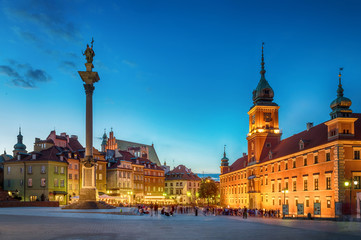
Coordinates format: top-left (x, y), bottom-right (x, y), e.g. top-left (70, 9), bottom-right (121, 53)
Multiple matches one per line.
top-left (272, 165), bottom-right (274, 172)
top-left (74, 174), bottom-right (78, 180)
top-left (54, 166), bottom-right (58, 173)
top-left (20, 167), bottom-right (23, 173)
top-left (326, 152), bottom-right (331, 161)
top-left (69, 163), bottom-right (72, 169)
top-left (293, 180), bottom-right (297, 191)
top-left (285, 162), bottom-right (288, 170)
top-left (278, 198), bottom-right (282, 205)
top-left (28, 178), bottom-right (33, 187)
top-left (278, 164), bottom-right (281, 171)
top-left (41, 178), bottom-right (46, 187)
top-left (314, 178), bottom-right (319, 190)
top-left (327, 199), bottom-right (331, 208)
top-left (28, 166), bottom-right (32, 174)
top-left (41, 165), bottom-right (46, 174)
top-left (60, 167), bottom-right (64, 174)
top-left (7, 166), bottom-right (10, 174)
top-left (99, 174), bottom-right (103, 180)
top-left (69, 174), bottom-right (72, 179)
top-left (271, 182), bottom-right (275, 192)
top-left (285, 181), bottom-right (289, 190)
top-left (304, 158), bottom-right (307, 166)
top-left (99, 164), bottom-right (103, 170)
top-left (278, 182), bottom-right (281, 192)
top-left (20, 179), bottom-right (23, 186)
top-left (304, 179), bottom-right (308, 191)
top-left (265, 176), bottom-right (268, 185)
top-left (60, 179), bottom-right (64, 187)
top-left (354, 150), bottom-right (360, 160)
top-left (74, 164), bottom-right (78, 170)
top-left (314, 155), bottom-right (318, 164)
top-left (293, 160), bottom-right (296, 168)
top-left (326, 177), bottom-right (331, 190)
top-left (306, 198), bottom-right (310, 207)
top-left (54, 179), bottom-right (58, 187)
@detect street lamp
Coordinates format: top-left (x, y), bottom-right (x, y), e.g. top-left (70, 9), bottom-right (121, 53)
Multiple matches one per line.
top-left (344, 179), bottom-right (359, 215)
top-left (281, 188), bottom-right (289, 219)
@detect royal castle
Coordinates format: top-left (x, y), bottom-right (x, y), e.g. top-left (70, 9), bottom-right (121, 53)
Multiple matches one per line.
top-left (220, 45), bottom-right (361, 217)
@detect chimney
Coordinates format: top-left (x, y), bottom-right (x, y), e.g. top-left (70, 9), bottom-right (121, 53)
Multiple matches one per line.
top-left (60, 132), bottom-right (67, 137)
top-left (243, 152), bottom-right (247, 157)
top-left (306, 122), bottom-right (314, 131)
top-left (35, 138), bottom-right (40, 143)
top-left (71, 135), bottom-right (78, 140)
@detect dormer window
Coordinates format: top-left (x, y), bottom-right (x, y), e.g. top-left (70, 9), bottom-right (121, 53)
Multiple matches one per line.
top-left (299, 140), bottom-right (304, 150)
top-left (268, 151), bottom-right (272, 160)
top-left (32, 154), bottom-right (36, 160)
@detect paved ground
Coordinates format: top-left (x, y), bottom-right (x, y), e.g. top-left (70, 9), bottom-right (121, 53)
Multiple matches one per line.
top-left (0, 207), bottom-right (361, 240)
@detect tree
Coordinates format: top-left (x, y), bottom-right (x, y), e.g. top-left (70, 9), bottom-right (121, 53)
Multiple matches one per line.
top-left (198, 177), bottom-right (218, 205)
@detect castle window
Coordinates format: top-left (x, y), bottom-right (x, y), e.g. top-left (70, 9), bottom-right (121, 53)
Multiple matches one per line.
top-left (303, 179), bottom-right (308, 191)
top-left (354, 176), bottom-right (361, 189)
top-left (314, 178), bottom-right (319, 190)
top-left (314, 155), bottom-right (318, 164)
top-left (354, 150), bottom-right (360, 160)
top-left (326, 177), bottom-right (331, 190)
top-left (285, 162), bottom-right (288, 170)
top-left (326, 152), bottom-right (331, 161)
top-left (293, 160), bottom-right (296, 168)
top-left (271, 165), bottom-right (274, 172)
top-left (292, 179), bottom-right (297, 191)
top-left (304, 158), bottom-right (307, 166)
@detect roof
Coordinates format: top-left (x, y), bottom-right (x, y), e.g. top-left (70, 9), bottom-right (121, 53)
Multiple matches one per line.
top-left (68, 138), bottom-right (83, 151)
top-left (6, 146), bottom-right (69, 163)
top-left (224, 113), bottom-right (361, 174)
top-left (115, 139), bottom-right (161, 166)
top-left (165, 165), bottom-right (201, 181)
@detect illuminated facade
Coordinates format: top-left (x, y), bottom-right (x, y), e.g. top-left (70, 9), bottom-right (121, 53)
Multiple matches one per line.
top-left (220, 47), bottom-right (361, 217)
top-left (165, 165), bottom-right (201, 204)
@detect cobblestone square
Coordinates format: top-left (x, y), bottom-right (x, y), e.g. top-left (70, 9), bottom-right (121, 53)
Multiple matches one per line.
top-left (0, 207), bottom-right (360, 240)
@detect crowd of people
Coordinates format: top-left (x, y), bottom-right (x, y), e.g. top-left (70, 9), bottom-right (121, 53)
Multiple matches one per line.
top-left (132, 204), bottom-right (281, 219)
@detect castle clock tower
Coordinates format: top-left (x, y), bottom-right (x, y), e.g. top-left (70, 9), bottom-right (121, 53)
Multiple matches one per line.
top-left (246, 43), bottom-right (281, 164)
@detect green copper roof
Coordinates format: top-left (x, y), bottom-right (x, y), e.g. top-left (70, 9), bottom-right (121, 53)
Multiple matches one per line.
top-left (330, 69), bottom-right (352, 119)
top-left (252, 43), bottom-right (277, 107)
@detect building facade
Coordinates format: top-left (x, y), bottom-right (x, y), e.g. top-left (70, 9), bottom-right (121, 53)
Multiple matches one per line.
top-left (165, 165), bottom-right (201, 204)
top-left (220, 48), bottom-right (361, 218)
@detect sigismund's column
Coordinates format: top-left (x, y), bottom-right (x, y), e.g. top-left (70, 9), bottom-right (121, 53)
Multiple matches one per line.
top-left (78, 39), bottom-right (100, 202)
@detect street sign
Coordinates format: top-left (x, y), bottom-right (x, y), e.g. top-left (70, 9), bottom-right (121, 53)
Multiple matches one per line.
top-left (282, 204), bottom-right (289, 215)
top-left (314, 202), bottom-right (321, 215)
top-left (297, 203), bottom-right (304, 215)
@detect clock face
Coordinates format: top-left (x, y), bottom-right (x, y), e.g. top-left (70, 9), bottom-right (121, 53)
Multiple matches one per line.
top-left (264, 113), bottom-right (272, 122)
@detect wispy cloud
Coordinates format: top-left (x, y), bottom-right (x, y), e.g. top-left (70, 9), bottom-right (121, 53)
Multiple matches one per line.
top-left (122, 60), bottom-right (137, 68)
top-left (0, 60), bottom-right (51, 89)
top-left (3, 0), bottom-right (81, 43)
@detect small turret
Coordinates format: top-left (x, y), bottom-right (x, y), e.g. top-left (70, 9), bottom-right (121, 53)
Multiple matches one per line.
top-left (220, 145), bottom-right (230, 174)
top-left (330, 68), bottom-right (352, 119)
top-left (13, 127), bottom-right (27, 157)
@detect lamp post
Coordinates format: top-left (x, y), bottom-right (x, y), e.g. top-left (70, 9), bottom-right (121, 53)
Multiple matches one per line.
top-left (281, 188), bottom-right (289, 219)
top-left (344, 178), bottom-right (359, 216)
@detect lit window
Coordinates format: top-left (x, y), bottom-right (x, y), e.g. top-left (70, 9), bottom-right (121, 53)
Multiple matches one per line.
top-left (314, 178), bottom-right (319, 190)
top-left (7, 166), bottom-right (10, 174)
top-left (354, 151), bottom-right (360, 160)
top-left (28, 178), bottom-right (33, 187)
top-left (326, 177), bottom-right (331, 190)
top-left (304, 179), bottom-right (308, 191)
top-left (41, 165), bottom-right (46, 174)
top-left (41, 178), bottom-right (46, 187)
top-left (60, 179), bottom-right (64, 187)
top-left (28, 166), bottom-right (32, 174)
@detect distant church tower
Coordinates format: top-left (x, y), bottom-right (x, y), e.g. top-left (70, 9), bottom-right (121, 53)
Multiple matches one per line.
top-left (101, 129), bottom-right (108, 152)
top-left (246, 43), bottom-right (281, 164)
top-left (13, 127), bottom-right (27, 157)
top-left (220, 145), bottom-right (230, 174)
top-left (106, 128), bottom-right (118, 150)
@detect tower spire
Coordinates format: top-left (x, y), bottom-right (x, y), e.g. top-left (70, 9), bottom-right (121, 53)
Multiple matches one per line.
top-left (337, 67), bottom-right (344, 97)
top-left (223, 145), bottom-right (226, 158)
top-left (260, 42), bottom-right (266, 77)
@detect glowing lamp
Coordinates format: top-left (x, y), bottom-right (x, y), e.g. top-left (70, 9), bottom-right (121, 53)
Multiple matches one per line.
top-left (344, 181), bottom-right (350, 187)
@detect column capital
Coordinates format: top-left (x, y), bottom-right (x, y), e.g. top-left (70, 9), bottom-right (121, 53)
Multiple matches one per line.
top-left (84, 83), bottom-right (95, 95)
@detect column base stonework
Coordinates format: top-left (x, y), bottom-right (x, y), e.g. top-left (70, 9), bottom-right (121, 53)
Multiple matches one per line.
top-left (79, 188), bottom-right (98, 202)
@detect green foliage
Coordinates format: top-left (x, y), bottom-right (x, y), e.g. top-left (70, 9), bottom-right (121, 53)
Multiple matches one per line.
top-left (198, 178), bottom-right (218, 200)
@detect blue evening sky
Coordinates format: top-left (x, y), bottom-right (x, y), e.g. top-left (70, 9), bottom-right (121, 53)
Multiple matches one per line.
top-left (1, 0), bottom-right (361, 173)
